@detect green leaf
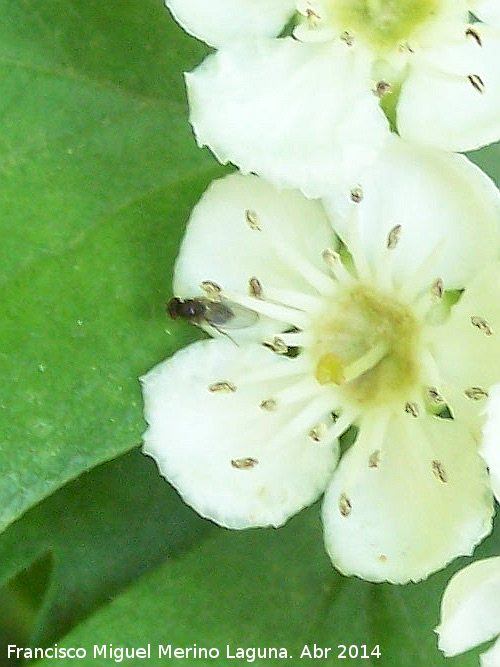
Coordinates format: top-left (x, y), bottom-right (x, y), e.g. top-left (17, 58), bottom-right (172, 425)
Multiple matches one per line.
top-left (0, 0), bottom-right (222, 532)
top-left (35, 506), bottom-right (499, 667)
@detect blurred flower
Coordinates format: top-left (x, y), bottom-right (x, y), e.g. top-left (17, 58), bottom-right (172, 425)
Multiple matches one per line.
top-left (437, 556), bottom-right (500, 667)
top-left (142, 139), bottom-right (500, 583)
top-left (167, 0), bottom-right (500, 197)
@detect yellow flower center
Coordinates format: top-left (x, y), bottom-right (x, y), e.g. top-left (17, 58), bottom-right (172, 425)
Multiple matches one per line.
top-left (328, 0), bottom-right (442, 51)
top-left (313, 284), bottom-right (421, 407)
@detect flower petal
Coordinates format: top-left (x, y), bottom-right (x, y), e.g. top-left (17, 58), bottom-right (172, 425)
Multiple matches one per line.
top-left (187, 38), bottom-right (389, 198)
top-left (437, 557), bottom-right (500, 657)
top-left (324, 136), bottom-right (500, 289)
top-left (432, 263), bottom-right (500, 403)
top-left (398, 26), bottom-right (500, 151)
top-left (167, 0), bottom-right (296, 48)
top-left (174, 173), bottom-right (333, 297)
top-left (481, 384), bottom-right (500, 502)
top-left (481, 638), bottom-right (500, 667)
top-left (142, 339), bottom-right (338, 529)
top-left (322, 412), bottom-right (493, 583)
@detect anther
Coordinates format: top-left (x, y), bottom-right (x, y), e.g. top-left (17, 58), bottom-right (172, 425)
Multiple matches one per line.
top-left (466, 27), bottom-right (482, 47)
top-left (339, 493), bottom-right (352, 517)
top-left (259, 398), bottom-right (277, 412)
top-left (208, 381), bottom-right (236, 393)
top-left (245, 209), bottom-right (261, 231)
top-left (471, 316), bottom-right (493, 336)
top-left (265, 336), bottom-right (288, 355)
top-left (368, 450), bottom-right (380, 468)
top-left (468, 74), bottom-right (485, 94)
top-left (309, 423), bottom-right (327, 442)
top-left (387, 224), bottom-right (402, 250)
top-left (375, 81), bottom-right (392, 98)
top-left (350, 186), bottom-right (363, 203)
top-left (340, 31), bottom-right (354, 46)
top-left (306, 7), bottom-right (321, 27)
top-left (465, 386), bottom-right (489, 400)
top-left (428, 386), bottom-right (445, 405)
top-left (231, 457), bottom-right (259, 470)
top-left (432, 460), bottom-right (448, 483)
top-left (431, 278), bottom-right (444, 300)
top-left (201, 280), bottom-right (222, 300)
top-left (322, 247), bottom-right (341, 269)
top-left (248, 276), bottom-right (264, 299)
top-left (405, 402), bottom-right (419, 418)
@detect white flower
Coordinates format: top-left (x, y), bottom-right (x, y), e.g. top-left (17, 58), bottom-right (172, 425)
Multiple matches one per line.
top-left (167, 0), bottom-right (500, 197)
top-left (142, 138), bottom-right (500, 583)
top-left (436, 556), bottom-right (500, 667)
top-left (481, 384), bottom-right (500, 502)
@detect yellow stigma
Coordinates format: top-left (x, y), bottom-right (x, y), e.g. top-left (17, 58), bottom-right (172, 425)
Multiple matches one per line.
top-left (329, 0), bottom-right (441, 51)
top-left (313, 284), bottom-right (421, 407)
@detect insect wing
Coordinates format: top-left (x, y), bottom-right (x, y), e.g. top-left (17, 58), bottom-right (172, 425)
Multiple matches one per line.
top-left (204, 299), bottom-right (259, 330)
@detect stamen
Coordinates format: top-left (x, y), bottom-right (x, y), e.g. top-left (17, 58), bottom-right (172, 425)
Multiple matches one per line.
top-left (432, 460), bottom-right (448, 483)
top-left (466, 27), bottom-right (482, 47)
top-left (375, 81), bottom-right (392, 98)
top-left (350, 186), bottom-right (363, 203)
top-left (340, 31), bottom-right (354, 46)
top-left (322, 248), bottom-right (353, 284)
top-left (471, 316), bottom-right (493, 336)
top-left (248, 276), bottom-right (263, 299)
top-left (428, 386), bottom-right (445, 405)
top-left (309, 423), bottom-right (327, 442)
top-left (465, 386), bottom-right (489, 400)
top-left (208, 381), bottom-right (236, 393)
top-left (339, 493), bottom-right (352, 517)
top-left (431, 278), bottom-right (443, 300)
top-left (260, 398), bottom-right (277, 412)
top-left (201, 280), bottom-right (222, 300)
top-left (306, 6), bottom-right (321, 27)
top-left (369, 450), bottom-right (381, 468)
top-left (468, 74), bottom-right (485, 94)
top-left (386, 224), bottom-right (402, 250)
top-left (405, 401), bottom-right (419, 418)
top-left (245, 209), bottom-right (261, 231)
top-left (264, 336), bottom-right (289, 355)
top-left (231, 457), bottom-right (258, 470)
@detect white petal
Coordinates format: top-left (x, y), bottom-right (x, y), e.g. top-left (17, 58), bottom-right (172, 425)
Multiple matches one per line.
top-left (324, 136), bottom-right (500, 290)
top-left (431, 263), bottom-right (500, 401)
top-left (437, 557), bottom-right (500, 657)
top-left (187, 38), bottom-right (390, 198)
top-left (167, 0), bottom-right (296, 48)
top-left (481, 638), bottom-right (500, 667)
top-left (398, 26), bottom-right (500, 151)
top-left (142, 339), bottom-right (338, 529)
top-left (322, 413), bottom-right (493, 583)
top-left (481, 384), bottom-right (500, 502)
top-left (471, 0), bottom-right (500, 25)
top-left (174, 173), bottom-right (333, 297)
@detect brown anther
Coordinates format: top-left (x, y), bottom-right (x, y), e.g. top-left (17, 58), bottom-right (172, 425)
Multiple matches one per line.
top-left (471, 316), bottom-right (493, 336)
top-left (208, 381), bottom-right (236, 393)
top-left (368, 450), bottom-right (381, 468)
top-left (231, 457), bottom-right (259, 470)
top-left (387, 224), bottom-right (402, 250)
top-left (309, 423), bottom-right (327, 442)
top-left (405, 402), bottom-right (419, 418)
top-left (322, 247), bottom-right (341, 269)
top-left (340, 31), bottom-right (354, 46)
top-left (378, 554), bottom-right (388, 563)
top-left (468, 74), bottom-right (485, 94)
top-left (465, 386), bottom-right (489, 400)
top-left (339, 493), bottom-right (352, 517)
top-left (466, 27), bottom-right (482, 47)
top-left (266, 336), bottom-right (288, 355)
top-left (245, 209), bottom-right (261, 231)
top-left (375, 81), bottom-right (392, 98)
top-left (431, 278), bottom-right (444, 300)
top-left (306, 6), bottom-right (321, 27)
top-left (201, 280), bottom-right (222, 301)
top-left (432, 460), bottom-right (448, 483)
top-left (249, 276), bottom-right (264, 299)
top-left (259, 398), bottom-right (277, 412)
top-left (350, 186), bottom-right (363, 203)
top-left (428, 386), bottom-right (445, 405)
